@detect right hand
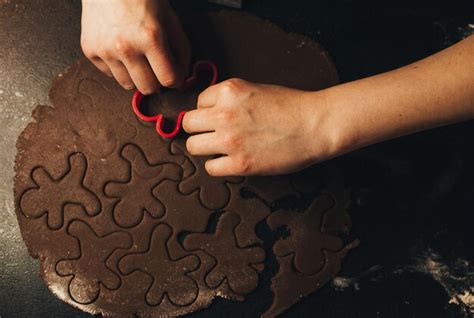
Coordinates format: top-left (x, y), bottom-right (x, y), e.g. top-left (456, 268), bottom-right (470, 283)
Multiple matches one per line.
top-left (80, 0), bottom-right (191, 94)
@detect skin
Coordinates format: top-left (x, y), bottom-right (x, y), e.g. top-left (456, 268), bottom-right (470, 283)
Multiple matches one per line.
top-left (81, 1), bottom-right (474, 177)
top-left (183, 35), bottom-right (474, 176)
top-left (81, 0), bottom-right (190, 93)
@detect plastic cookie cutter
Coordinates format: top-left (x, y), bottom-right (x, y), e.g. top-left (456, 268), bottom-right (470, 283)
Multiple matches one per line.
top-left (132, 60), bottom-right (218, 139)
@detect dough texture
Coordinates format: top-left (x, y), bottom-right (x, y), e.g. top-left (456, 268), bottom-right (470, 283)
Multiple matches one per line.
top-left (14, 11), bottom-right (355, 317)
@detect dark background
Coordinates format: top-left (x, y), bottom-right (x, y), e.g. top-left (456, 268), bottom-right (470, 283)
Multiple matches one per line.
top-left (1, 0), bottom-right (473, 317)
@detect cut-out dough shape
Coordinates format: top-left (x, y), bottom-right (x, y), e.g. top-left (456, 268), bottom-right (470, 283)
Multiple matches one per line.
top-left (153, 180), bottom-right (214, 249)
top-left (267, 194), bottom-right (344, 276)
top-left (14, 11), bottom-right (346, 318)
top-left (262, 241), bottom-right (359, 318)
top-left (225, 183), bottom-right (271, 247)
top-left (119, 223), bottom-right (200, 307)
top-left (104, 144), bottom-right (182, 227)
top-left (263, 192), bottom-right (359, 317)
top-left (183, 212), bottom-right (265, 295)
top-left (171, 140), bottom-right (244, 209)
top-left (20, 153), bottom-right (101, 229)
top-left (56, 220), bottom-right (132, 304)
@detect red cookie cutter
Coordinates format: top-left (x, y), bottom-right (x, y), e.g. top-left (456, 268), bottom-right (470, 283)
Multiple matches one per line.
top-left (132, 60), bottom-right (218, 139)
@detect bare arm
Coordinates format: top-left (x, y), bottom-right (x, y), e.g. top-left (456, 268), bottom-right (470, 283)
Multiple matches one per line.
top-left (320, 35), bottom-right (474, 157)
top-left (183, 36), bottom-right (474, 176)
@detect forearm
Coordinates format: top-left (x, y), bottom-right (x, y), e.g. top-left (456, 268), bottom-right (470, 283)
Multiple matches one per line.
top-left (317, 35), bottom-right (474, 157)
top-left (182, 36), bottom-right (473, 176)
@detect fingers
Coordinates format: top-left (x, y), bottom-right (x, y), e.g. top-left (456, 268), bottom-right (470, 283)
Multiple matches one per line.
top-left (197, 84), bottom-right (221, 108)
top-left (122, 56), bottom-right (159, 95)
top-left (186, 133), bottom-right (223, 156)
top-left (197, 79), bottom-right (248, 108)
top-left (145, 27), bottom-right (183, 88)
top-left (106, 60), bottom-right (135, 90)
top-left (85, 32), bottom-right (181, 91)
top-left (80, 0), bottom-right (188, 92)
top-left (182, 108), bottom-right (216, 133)
top-left (205, 155), bottom-right (252, 177)
top-left (88, 57), bottom-right (113, 77)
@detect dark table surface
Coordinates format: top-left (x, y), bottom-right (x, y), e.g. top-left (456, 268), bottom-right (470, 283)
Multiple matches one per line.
top-left (0, 1), bottom-right (473, 317)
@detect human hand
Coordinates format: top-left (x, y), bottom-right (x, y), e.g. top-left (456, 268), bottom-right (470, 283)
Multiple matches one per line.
top-left (80, 0), bottom-right (190, 94)
top-left (181, 36), bottom-right (474, 177)
top-left (182, 79), bottom-right (338, 176)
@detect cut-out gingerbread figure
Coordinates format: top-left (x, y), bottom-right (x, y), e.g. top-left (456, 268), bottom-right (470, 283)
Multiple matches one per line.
top-left (119, 223), bottom-right (200, 307)
top-left (20, 153), bottom-right (101, 230)
top-left (56, 220), bottom-right (132, 304)
top-left (104, 144), bottom-right (182, 227)
top-left (171, 140), bottom-right (244, 210)
top-left (183, 212), bottom-right (265, 295)
top-left (267, 194), bottom-right (344, 276)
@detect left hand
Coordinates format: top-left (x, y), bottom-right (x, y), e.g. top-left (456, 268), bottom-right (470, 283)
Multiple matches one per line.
top-left (182, 79), bottom-right (337, 176)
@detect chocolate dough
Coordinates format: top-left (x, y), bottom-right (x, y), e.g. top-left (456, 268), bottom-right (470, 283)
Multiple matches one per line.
top-left (14, 11), bottom-right (355, 317)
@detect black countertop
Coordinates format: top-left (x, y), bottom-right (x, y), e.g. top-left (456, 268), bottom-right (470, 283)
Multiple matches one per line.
top-left (0, 1), bottom-right (473, 317)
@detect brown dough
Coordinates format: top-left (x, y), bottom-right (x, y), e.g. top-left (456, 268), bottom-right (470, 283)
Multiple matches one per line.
top-left (14, 11), bottom-right (355, 317)
top-left (183, 212), bottom-right (266, 295)
top-left (263, 177), bottom-right (358, 317)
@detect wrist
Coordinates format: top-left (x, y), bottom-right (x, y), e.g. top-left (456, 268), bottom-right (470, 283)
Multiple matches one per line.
top-left (304, 88), bottom-right (357, 163)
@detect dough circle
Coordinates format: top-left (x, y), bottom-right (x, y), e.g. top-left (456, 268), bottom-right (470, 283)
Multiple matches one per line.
top-left (14, 11), bottom-right (353, 317)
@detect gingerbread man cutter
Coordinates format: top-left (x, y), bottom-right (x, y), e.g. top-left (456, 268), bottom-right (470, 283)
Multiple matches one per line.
top-left (132, 60), bottom-right (218, 139)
